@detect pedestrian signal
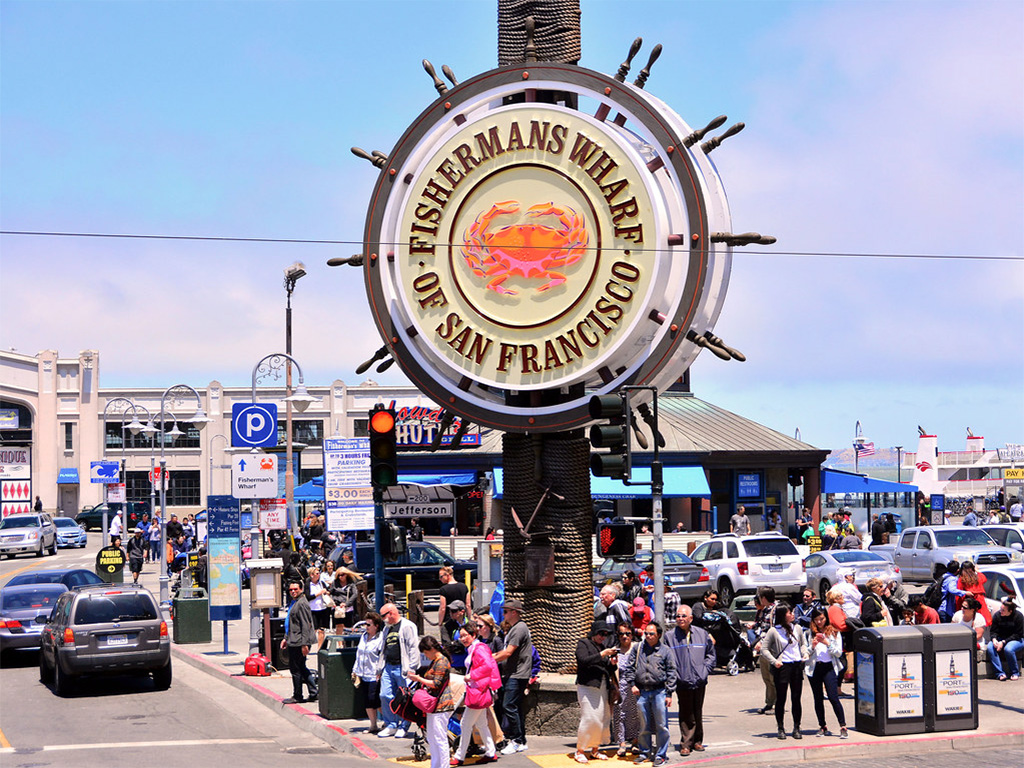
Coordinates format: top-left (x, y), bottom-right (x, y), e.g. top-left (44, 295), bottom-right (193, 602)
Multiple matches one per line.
top-left (598, 523), bottom-right (636, 559)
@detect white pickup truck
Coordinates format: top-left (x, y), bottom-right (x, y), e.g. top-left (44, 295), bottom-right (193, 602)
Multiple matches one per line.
top-left (868, 525), bottom-right (1020, 583)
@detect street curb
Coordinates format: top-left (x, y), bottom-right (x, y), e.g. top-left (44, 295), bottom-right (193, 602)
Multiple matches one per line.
top-left (169, 644), bottom-right (379, 761)
top-left (678, 730), bottom-right (1024, 766)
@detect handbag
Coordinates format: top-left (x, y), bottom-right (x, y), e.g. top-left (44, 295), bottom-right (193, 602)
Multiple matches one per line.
top-left (333, 604), bottom-right (346, 620)
top-left (412, 672), bottom-right (449, 714)
top-left (322, 592), bottom-right (336, 609)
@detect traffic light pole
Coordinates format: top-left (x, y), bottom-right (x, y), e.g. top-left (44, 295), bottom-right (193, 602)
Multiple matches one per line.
top-left (374, 487), bottom-right (385, 611)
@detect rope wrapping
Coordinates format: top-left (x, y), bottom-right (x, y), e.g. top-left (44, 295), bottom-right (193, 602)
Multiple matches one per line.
top-left (497, 0), bottom-right (581, 66)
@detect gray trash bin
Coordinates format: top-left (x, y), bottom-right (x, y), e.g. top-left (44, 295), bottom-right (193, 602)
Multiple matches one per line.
top-left (172, 587), bottom-right (212, 644)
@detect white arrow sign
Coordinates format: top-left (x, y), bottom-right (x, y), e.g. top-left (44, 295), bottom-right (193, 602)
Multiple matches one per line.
top-left (232, 454), bottom-right (278, 499)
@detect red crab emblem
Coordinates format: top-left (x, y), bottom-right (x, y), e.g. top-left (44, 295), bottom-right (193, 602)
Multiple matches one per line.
top-left (461, 201), bottom-right (588, 295)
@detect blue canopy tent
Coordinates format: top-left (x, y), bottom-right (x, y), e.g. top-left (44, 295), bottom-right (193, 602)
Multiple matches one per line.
top-left (491, 465), bottom-right (710, 499)
top-left (821, 469), bottom-right (917, 495)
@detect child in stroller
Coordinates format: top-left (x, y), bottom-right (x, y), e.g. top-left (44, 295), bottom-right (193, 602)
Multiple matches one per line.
top-left (692, 590), bottom-right (753, 675)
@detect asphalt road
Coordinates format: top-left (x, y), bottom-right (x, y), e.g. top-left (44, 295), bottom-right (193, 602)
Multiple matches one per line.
top-left (0, 543), bottom-right (354, 767)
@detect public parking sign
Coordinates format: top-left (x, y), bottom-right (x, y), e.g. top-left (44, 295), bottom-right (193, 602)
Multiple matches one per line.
top-left (231, 403), bottom-right (278, 448)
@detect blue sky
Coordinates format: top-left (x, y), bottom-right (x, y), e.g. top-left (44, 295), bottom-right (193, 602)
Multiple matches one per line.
top-left (2, 0), bottom-right (1022, 455)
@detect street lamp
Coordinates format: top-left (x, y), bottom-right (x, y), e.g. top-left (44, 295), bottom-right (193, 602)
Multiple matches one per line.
top-left (284, 261), bottom-right (307, 561)
top-left (896, 445), bottom-right (904, 484)
top-left (251, 352), bottom-right (319, 547)
top-left (101, 397), bottom-right (140, 542)
top-left (209, 433), bottom-right (230, 497)
top-left (853, 420), bottom-right (865, 475)
top-left (158, 384), bottom-right (211, 606)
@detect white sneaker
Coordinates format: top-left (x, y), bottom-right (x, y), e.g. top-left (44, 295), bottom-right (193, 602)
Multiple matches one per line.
top-left (378, 727), bottom-right (396, 738)
top-left (500, 742), bottom-right (519, 756)
top-left (394, 729), bottom-right (407, 739)
top-left (515, 743), bottom-right (528, 753)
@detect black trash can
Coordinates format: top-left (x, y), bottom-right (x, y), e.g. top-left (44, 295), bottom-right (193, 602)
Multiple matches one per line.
top-left (853, 626), bottom-right (926, 736)
top-left (318, 634), bottom-right (362, 720)
top-left (172, 587), bottom-right (212, 644)
top-left (265, 615), bottom-right (288, 670)
top-left (916, 624), bottom-right (978, 732)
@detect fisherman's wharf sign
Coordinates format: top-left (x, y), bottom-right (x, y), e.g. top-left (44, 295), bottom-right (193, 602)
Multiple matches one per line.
top-left (361, 64), bottom-right (738, 432)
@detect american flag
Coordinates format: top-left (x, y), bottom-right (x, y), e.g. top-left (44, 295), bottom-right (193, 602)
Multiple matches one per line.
top-left (854, 441), bottom-right (876, 456)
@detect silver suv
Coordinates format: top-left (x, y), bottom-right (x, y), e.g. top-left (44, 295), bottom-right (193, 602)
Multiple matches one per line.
top-left (689, 532), bottom-right (804, 605)
top-left (39, 584), bottom-right (171, 696)
top-left (0, 513), bottom-right (57, 558)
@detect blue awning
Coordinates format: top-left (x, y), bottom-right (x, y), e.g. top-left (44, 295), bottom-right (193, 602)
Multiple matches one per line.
top-left (293, 472), bottom-right (477, 502)
top-left (492, 466), bottom-right (710, 499)
top-left (821, 468), bottom-right (917, 495)
top-left (56, 468), bottom-right (79, 484)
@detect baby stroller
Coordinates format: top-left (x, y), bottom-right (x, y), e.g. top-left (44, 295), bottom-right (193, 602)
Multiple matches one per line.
top-left (389, 682), bottom-right (463, 762)
top-left (697, 609), bottom-right (753, 675)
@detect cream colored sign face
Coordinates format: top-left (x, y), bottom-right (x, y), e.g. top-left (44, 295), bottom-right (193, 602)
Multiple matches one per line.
top-left (396, 105), bottom-right (660, 389)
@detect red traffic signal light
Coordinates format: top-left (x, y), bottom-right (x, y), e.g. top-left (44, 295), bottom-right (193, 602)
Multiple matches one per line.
top-left (368, 405), bottom-right (398, 489)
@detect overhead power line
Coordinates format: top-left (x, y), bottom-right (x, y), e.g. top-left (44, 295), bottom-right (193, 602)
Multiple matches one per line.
top-left (1, 229), bottom-right (1020, 262)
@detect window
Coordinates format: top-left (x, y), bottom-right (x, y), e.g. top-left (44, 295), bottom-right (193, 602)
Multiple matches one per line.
top-left (353, 419), bottom-right (368, 437)
top-left (727, 542), bottom-right (739, 558)
top-left (276, 419), bottom-right (324, 447)
top-left (125, 472), bottom-right (153, 504)
top-left (64, 423), bottom-right (74, 450)
top-left (916, 534), bottom-right (932, 550)
top-left (743, 539), bottom-right (799, 557)
top-left (805, 555), bottom-right (825, 568)
top-left (163, 471), bottom-right (201, 507)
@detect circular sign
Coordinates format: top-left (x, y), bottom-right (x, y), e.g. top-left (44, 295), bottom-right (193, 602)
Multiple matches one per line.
top-left (361, 64), bottom-right (733, 432)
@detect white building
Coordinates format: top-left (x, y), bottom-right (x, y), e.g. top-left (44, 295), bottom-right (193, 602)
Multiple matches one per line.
top-left (0, 348), bottom-right (429, 518)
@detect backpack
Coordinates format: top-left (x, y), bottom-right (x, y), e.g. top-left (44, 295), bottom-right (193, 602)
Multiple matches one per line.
top-left (922, 579), bottom-right (943, 610)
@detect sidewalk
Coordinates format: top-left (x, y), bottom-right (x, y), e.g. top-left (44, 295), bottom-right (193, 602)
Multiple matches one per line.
top-left (138, 566), bottom-right (1024, 765)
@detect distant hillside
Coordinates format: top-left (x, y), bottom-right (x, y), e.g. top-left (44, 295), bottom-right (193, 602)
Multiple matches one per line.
top-left (824, 446), bottom-right (902, 479)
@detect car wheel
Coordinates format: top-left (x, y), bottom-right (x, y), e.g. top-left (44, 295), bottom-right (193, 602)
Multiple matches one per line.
top-left (53, 659), bottom-right (75, 697)
top-left (39, 650), bottom-right (53, 684)
top-left (35, 541), bottom-right (44, 557)
top-left (152, 661), bottom-right (172, 690)
top-left (48, 539), bottom-right (58, 556)
top-left (718, 579), bottom-right (735, 607)
top-left (819, 578), bottom-right (832, 597)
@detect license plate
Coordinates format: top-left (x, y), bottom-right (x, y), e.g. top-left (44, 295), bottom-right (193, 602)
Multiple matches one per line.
top-left (106, 634), bottom-right (128, 646)
top-left (765, 564), bottom-right (784, 573)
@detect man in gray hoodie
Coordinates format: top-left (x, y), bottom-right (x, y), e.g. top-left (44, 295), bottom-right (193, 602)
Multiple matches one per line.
top-left (666, 605), bottom-right (716, 755)
top-left (622, 621), bottom-right (676, 767)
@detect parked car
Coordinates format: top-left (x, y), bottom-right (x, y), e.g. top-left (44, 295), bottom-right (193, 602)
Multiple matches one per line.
top-left (976, 564), bottom-right (1024, 618)
top-left (7, 568), bottom-right (105, 590)
top-left (689, 532), bottom-right (805, 605)
top-left (0, 514), bottom-right (57, 559)
top-left (53, 517), bottom-right (88, 548)
top-left (979, 524), bottom-right (1024, 552)
top-left (803, 550), bottom-right (902, 597)
top-left (75, 502), bottom-right (150, 532)
top-left (328, 541), bottom-right (476, 600)
top-left (39, 583), bottom-right (171, 696)
top-left (593, 549), bottom-right (709, 602)
top-left (869, 526), bottom-right (1021, 583)
top-left (0, 584), bottom-right (68, 655)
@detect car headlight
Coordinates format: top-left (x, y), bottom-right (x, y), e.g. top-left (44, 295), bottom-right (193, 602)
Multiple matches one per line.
top-left (1011, 551), bottom-right (1023, 563)
top-left (28, 531), bottom-right (39, 540)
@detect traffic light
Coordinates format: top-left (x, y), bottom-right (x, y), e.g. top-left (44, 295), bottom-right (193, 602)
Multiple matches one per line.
top-left (598, 523), bottom-right (636, 559)
top-left (589, 394), bottom-right (630, 479)
top-left (368, 405), bottom-right (398, 489)
top-left (381, 521), bottom-right (407, 557)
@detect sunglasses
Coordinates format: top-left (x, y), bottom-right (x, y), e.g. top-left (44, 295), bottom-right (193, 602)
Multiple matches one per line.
top-left (618, 632), bottom-right (632, 637)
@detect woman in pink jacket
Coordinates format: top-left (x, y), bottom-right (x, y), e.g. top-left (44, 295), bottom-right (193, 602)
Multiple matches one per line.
top-left (452, 622), bottom-right (502, 765)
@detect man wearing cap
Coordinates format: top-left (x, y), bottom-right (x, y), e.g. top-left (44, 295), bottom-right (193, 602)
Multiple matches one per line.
top-left (126, 527), bottom-right (147, 584)
top-left (667, 605), bottom-right (715, 756)
top-left (631, 597), bottom-right (653, 634)
top-left (493, 598), bottom-right (533, 754)
top-left (442, 600), bottom-right (469, 672)
top-left (375, 603), bottom-right (420, 738)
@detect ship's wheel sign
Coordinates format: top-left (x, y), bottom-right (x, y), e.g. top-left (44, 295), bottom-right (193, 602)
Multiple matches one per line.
top-left (358, 57), bottom-right (765, 432)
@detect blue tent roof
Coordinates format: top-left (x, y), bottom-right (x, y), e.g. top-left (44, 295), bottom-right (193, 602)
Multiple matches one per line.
top-left (492, 465), bottom-right (710, 499)
top-left (821, 468), bottom-right (917, 495)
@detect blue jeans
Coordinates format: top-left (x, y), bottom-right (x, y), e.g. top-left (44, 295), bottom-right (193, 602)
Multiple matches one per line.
top-left (987, 639), bottom-right (1023, 677)
top-left (502, 677), bottom-right (528, 745)
top-left (380, 663), bottom-right (409, 729)
top-left (636, 689), bottom-right (670, 760)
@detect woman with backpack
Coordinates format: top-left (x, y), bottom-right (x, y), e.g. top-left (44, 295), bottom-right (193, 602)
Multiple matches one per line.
top-left (452, 622), bottom-right (502, 765)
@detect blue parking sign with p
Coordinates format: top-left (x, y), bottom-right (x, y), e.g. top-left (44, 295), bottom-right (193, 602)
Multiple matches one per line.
top-left (231, 403), bottom-right (278, 448)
